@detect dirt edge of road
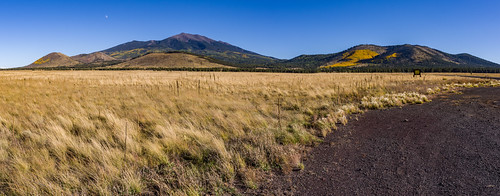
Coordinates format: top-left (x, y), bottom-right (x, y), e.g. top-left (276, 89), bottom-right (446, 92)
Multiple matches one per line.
top-left (248, 87), bottom-right (500, 195)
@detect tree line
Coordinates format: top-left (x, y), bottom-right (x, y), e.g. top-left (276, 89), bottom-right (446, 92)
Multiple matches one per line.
top-left (8, 66), bottom-right (500, 73)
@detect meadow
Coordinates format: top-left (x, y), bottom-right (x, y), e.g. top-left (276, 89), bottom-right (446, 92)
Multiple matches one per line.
top-left (0, 71), bottom-right (498, 195)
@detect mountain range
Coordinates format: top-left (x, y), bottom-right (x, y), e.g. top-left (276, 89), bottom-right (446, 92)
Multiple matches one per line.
top-left (101, 33), bottom-right (278, 66)
top-left (280, 44), bottom-right (500, 69)
top-left (25, 33), bottom-right (500, 70)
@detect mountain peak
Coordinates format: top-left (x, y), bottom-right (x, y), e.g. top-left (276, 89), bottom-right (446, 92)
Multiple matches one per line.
top-left (101, 33), bottom-right (275, 64)
top-left (47, 52), bottom-right (66, 57)
top-left (170, 33), bottom-right (215, 43)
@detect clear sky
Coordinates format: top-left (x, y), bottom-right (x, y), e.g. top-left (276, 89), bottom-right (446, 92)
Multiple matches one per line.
top-left (1, 0), bottom-right (499, 68)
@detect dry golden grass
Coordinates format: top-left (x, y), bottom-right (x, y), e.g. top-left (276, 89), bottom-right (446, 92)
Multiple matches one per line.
top-left (0, 71), bottom-right (498, 195)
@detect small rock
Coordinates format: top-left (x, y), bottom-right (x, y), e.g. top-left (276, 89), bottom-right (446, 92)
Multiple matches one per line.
top-left (403, 119), bottom-right (409, 122)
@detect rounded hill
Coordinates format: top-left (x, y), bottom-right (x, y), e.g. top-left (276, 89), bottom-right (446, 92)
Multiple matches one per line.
top-left (26, 52), bottom-right (79, 68)
top-left (110, 52), bottom-right (232, 69)
top-left (71, 52), bottom-right (116, 64)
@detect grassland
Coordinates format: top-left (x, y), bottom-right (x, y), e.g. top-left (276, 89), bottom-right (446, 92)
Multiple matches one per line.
top-left (0, 71), bottom-right (498, 195)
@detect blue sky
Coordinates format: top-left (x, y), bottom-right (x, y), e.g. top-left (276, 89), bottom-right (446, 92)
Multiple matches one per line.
top-left (1, 0), bottom-right (499, 68)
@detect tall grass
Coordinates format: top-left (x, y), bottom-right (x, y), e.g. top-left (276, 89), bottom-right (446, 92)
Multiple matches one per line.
top-left (0, 71), bottom-right (496, 195)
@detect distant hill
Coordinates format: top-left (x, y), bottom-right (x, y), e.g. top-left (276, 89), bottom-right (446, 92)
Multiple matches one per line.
top-left (23, 34), bottom-right (500, 71)
top-left (281, 44), bottom-right (500, 69)
top-left (109, 52), bottom-right (232, 69)
top-left (71, 52), bottom-right (116, 64)
top-left (101, 33), bottom-right (278, 66)
top-left (26, 52), bottom-right (80, 68)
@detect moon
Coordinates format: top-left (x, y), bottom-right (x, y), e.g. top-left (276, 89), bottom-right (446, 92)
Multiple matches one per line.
top-left (105, 15), bottom-right (109, 19)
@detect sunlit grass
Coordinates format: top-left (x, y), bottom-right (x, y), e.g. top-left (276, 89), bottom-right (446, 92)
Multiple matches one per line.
top-left (0, 71), bottom-right (496, 195)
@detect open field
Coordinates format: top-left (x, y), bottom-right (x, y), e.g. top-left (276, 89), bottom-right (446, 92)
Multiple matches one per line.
top-left (0, 71), bottom-right (499, 195)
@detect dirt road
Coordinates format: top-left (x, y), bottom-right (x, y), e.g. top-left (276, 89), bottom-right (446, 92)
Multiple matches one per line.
top-left (254, 87), bottom-right (500, 195)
